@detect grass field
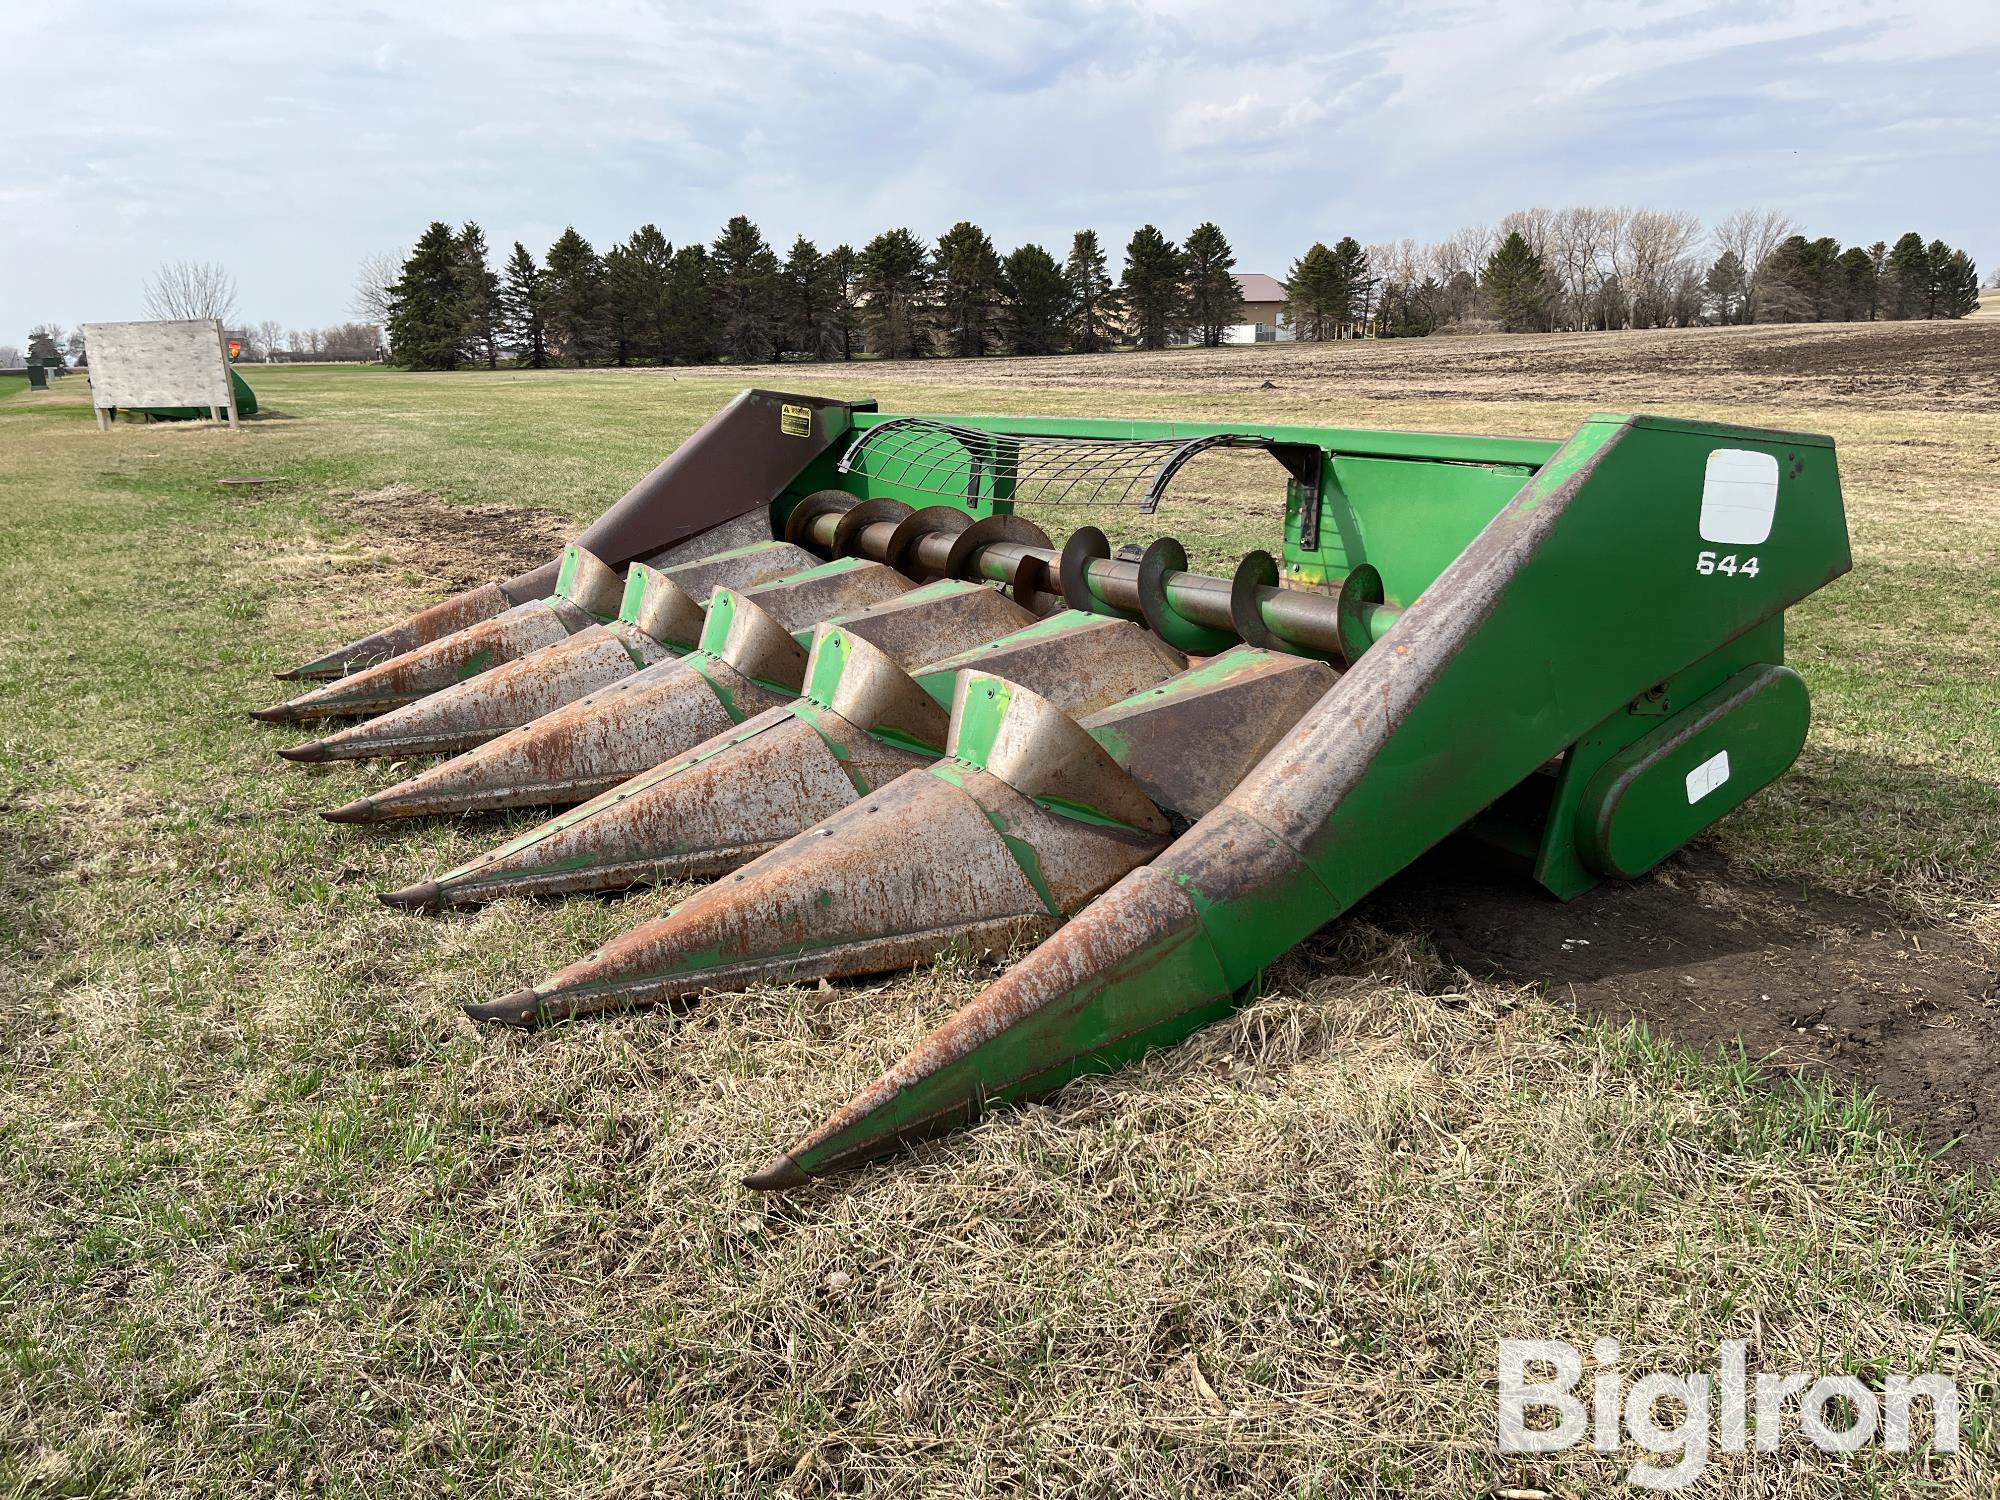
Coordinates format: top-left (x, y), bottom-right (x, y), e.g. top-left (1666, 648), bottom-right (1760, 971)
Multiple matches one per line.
top-left (2, 327), bottom-right (1996, 1497)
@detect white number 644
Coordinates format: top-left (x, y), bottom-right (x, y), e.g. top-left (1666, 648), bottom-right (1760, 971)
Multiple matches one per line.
top-left (1696, 551), bottom-right (1760, 578)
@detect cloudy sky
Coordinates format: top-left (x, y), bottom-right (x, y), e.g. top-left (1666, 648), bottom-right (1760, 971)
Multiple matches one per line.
top-left (3, 0), bottom-right (1994, 340)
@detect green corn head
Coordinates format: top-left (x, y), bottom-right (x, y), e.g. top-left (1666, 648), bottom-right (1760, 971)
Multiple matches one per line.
top-left (259, 389), bottom-right (1851, 1189)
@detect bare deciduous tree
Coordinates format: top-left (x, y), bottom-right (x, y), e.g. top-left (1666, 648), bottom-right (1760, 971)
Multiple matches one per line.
top-left (1498, 207), bottom-right (1557, 261)
top-left (1619, 210), bottom-right (1704, 327)
top-left (0, 345), bottom-right (22, 368)
top-left (1547, 206), bottom-right (1623, 329)
top-left (254, 320), bottom-right (285, 361)
top-left (351, 250), bottom-right (402, 326)
top-left (1432, 223), bottom-right (1494, 283)
top-left (144, 260), bottom-right (239, 322)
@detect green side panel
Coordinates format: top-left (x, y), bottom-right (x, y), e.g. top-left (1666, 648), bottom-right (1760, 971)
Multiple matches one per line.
top-left (1578, 663), bottom-right (1810, 880)
top-left (1290, 455), bottom-right (1540, 604)
top-left (1289, 416), bottom-right (1840, 898)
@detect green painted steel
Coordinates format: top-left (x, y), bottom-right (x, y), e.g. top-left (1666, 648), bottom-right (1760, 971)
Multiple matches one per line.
top-left (760, 411), bottom-right (1853, 1183)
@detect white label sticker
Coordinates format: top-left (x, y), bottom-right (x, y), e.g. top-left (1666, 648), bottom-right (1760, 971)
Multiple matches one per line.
top-left (1685, 749), bottom-right (1732, 804)
top-left (1699, 449), bottom-right (1780, 546)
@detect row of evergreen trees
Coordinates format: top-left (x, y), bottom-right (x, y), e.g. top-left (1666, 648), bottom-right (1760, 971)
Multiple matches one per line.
top-left (387, 213), bottom-right (1984, 366)
top-left (386, 217), bottom-right (1248, 370)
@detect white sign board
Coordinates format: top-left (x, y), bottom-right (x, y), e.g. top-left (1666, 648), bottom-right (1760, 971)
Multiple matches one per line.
top-left (82, 318), bottom-right (237, 429)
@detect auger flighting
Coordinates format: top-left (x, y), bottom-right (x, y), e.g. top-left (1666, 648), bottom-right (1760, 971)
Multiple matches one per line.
top-left (258, 390), bottom-right (1851, 1188)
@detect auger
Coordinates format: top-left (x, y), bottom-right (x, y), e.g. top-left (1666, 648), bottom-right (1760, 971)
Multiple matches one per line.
top-left (259, 390), bottom-right (1850, 1188)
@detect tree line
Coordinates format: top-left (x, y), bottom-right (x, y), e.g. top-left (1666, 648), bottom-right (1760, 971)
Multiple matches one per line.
top-left (1299, 208), bottom-right (1982, 339)
top-left (383, 216), bottom-right (1257, 370)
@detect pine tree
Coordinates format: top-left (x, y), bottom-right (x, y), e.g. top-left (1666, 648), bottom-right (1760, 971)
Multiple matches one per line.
top-left (1923, 239), bottom-right (1956, 319)
top-left (452, 222), bottom-right (500, 368)
top-left (1284, 243), bottom-right (1339, 340)
top-left (1182, 222), bottom-right (1240, 346)
top-left (1064, 230), bottom-right (1121, 353)
top-left (1000, 243), bottom-right (1068, 355)
top-left (1866, 242), bottom-right (1889, 321)
top-left (1834, 246), bottom-right (1876, 322)
top-left (498, 241), bottom-right (548, 368)
top-left (1703, 251), bottom-right (1748, 324)
top-left (1935, 248), bottom-right (1980, 319)
top-left (934, 221), bottom-right (1003, 357)
top-left (858, 228), bottom-right (931, 359)
top-left (663, 244), bottom-right (713, 363)
top-left (1328, 237), bottom-right (1372, 336)
top-left (602, 244), bottom-right (639, 365)
top-left (826, 245), bottom-right (860, 361)
top-left (612, 224), bottom-right (674, 365)
top-left (386, 221), bottom-right (465, 370)
top-left (1804, 237), bottom-right (1843, 318)
top-left (782, 236), bottom-right (836, 360)
top-left (710, 215), bottom-right (781, 363)
top-left (1480, 231), bottom-right (1552, 332)
top-left (542, 227), bottom-right (607, 366)
top-left (1121, 225), bottom-right (1187, 349)
top-left (1752, 236), bottom-right (1818, 323)
top-left (1884, 233), bottom-right (1929, 319)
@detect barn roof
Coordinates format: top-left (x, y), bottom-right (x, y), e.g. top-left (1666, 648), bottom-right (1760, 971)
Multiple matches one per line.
top-left (1234, 273), bottom-right (1288, 302)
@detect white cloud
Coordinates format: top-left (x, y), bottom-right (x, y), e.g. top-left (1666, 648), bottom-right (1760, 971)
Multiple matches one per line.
top-left (0, 0), bottom-right (1993, 333)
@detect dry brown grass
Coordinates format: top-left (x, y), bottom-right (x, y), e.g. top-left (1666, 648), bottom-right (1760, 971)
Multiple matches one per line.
top-left (2, 334), bottom-right (1996, 1497)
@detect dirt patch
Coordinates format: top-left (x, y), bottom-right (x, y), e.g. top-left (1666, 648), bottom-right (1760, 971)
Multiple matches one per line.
top-left (328, 484), bottom-right (573, 593)
top-left (1366, 844), bottom-right (2000, 1165)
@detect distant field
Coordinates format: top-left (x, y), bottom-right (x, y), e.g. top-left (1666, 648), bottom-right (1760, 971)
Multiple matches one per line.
top-left (1, 323), bottom-right (1995, 1496)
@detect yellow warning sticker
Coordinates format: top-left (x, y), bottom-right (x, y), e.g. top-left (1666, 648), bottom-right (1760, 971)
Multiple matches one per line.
top-left (780, 403), bottom-right (812, 438)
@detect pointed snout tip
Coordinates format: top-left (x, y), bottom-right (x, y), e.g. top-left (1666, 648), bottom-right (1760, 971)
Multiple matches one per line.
top-left (277, 739), bottom-right (334, 763)
top-left (741, 1153), bottom-right (812, 1192)
top-left (249, 702), bottom-right (298, 724)
top-left (320, 797), bottom-right (379, 825)
top-left (377, 879), bottom-right (442, 912)
top-left (463, 989), bottom-right (545, 1028)
top-left (272, 667), bottom-right (305, 682)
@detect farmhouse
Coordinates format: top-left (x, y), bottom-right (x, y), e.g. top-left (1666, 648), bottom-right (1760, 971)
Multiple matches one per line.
top-left (1175, 273), bottom-right (1294, 345)
top-left (1229, 272), bottom-right (1292, 342)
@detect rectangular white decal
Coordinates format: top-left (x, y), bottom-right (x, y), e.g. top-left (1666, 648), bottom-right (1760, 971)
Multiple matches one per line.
top-left (1699, 449), bottom-right (1780, 546)
top-left (1686, 749), bottom-right (1732, 804)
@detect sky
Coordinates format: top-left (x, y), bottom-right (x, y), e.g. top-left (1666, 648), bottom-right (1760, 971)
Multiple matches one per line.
top-left (3, 0), bottom-right (1995, 341)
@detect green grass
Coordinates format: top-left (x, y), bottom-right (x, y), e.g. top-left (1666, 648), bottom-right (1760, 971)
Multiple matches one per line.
top-left (1, 358), bottom-right (1995, 1496)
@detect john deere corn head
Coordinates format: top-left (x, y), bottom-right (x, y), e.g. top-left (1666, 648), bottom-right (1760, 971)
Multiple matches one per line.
top-left (257, 388), bottom-right (1849, 1188)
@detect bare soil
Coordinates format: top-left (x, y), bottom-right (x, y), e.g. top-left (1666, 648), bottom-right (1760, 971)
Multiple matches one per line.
top-left (330, 483), bottom-right (573, 592)
top-left (1368, 843), bottom-right (2000, 1166)
top-left (695, 318), bottom-right (2000, 412)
